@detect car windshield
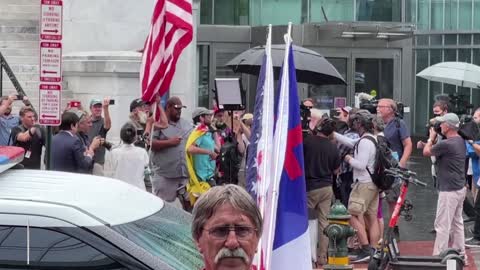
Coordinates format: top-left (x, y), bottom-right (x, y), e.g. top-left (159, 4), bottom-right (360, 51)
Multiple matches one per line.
top-left (112, 203), bottom-right (203, 270)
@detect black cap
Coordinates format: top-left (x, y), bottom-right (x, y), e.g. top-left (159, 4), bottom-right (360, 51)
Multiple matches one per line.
top-left (130, 98), bottom-right (145, 112)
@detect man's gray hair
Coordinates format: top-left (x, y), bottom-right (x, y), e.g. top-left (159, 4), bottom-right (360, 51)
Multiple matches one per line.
top-left (192, 184), bottom-right (263, 241)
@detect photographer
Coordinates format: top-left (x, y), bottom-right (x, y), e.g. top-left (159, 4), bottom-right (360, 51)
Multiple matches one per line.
top-left (150, 97), bottom-right (193, 203)
top-left (0, 94), bottom-right (26, 146)
top-left (10, 106), bottom-right (46, 169)
top-left (303, 117), bottom-right (340, 266)
top-left (72, 110), bottom-right (102, 174)
top-left (465, 108), bottom-right (480, 247)
top-left (88, 98), bottom-right (112, 176)
top-left (423, 113), bottom-right (466, 256)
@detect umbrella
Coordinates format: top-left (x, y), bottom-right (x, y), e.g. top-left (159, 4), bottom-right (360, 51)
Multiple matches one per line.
top-left (416, 62), bottom-right (480, 89)
top-left (226, 44), bottom-right (346, 85)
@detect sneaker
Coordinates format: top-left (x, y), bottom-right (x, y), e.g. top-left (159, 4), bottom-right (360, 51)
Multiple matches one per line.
top-left (351, 248), bottom-right (371, 263)
top-left (465, 238), bottom-right (480, 248)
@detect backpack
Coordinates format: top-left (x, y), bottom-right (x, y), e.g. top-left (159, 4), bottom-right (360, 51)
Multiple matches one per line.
top-left (218, 138), bottom-right (242, 185)
top-left (357, 135), bottom-right (398, 191)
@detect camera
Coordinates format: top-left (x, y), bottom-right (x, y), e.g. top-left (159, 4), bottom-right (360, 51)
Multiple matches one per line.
top-left (300, 104), bottom-right (312, 131)
top-left (102, 140), bottom-right (113, 151)
top-left (359, 98), bottom-right (405, 119)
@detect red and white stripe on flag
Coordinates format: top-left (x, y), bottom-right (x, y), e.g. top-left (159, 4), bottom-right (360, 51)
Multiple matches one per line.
top-left (140, 0), bottom-right (193, 103)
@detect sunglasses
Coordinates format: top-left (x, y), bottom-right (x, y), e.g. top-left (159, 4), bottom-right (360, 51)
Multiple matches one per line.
top-left (173, 104), bottom-right (186, 110)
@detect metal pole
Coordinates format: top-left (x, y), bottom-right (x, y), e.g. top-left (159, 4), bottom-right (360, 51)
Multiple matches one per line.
top-left (46, 126), bottom-right (52, 170)
top-left (0, 65), bottom-right (3, 97)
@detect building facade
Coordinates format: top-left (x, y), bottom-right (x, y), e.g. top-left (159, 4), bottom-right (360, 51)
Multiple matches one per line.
top-left (197, 0), bottom-right (480, 135)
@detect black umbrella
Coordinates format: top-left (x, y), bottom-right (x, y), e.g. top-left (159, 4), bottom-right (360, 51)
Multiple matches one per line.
top-left (226, 44), bottom-right (346, 85)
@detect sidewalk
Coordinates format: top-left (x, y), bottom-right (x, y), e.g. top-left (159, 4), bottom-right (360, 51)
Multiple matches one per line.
top-left (315, 240), bottom-right (478, 269)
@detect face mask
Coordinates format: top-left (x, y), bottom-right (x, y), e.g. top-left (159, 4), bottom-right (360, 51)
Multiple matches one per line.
top-left (433, 113), bottom-right (442, 117)
top-left (138, 111), bottom-right (148, 124)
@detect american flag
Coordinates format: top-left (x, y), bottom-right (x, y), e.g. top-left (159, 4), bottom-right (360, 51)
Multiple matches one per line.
top-left (140, 0), bottom-right (193, 103)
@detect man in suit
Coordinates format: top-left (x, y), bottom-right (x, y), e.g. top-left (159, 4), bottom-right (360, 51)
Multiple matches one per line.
top-left (51, 112), bottom-right (100, 173)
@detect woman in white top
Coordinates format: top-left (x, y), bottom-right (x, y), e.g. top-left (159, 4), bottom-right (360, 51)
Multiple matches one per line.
top-left (104, 123), bottom-right (149, 191)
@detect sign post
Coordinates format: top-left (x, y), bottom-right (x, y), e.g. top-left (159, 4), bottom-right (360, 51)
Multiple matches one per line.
top-left (39, 0), bottom-right (63, 170)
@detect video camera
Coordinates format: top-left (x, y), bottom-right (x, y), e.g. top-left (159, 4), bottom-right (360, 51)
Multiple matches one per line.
top-left (359, 98), bottom-right (405, 119)
top-left (300, 104), bottom-right (312, 131)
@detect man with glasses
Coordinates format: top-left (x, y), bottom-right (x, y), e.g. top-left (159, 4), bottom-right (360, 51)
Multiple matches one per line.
top-left (376, 98), bottom-right (413, 240)
top-left (150, 97), bottom-right (193, 204)
top-left (192, 184), bottom-right (262, 270)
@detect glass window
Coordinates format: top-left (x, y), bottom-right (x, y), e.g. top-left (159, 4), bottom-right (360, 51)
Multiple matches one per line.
top-left (458, 49), bottom-right (472, 63)
top-left (310, 0), bottom-right (354, 23)
top-left (198, 45), bottom-right (210, 108)
top-left (430, 49), bottom-right (442, 65)
top-left (444, 49), bottom-right (457, 61)
top-left (459, 34), bottom-right (472, 45)
top-left (308, 58), bottom-right (347, 109)
top-left (214, 0), bottom-right (249, 25)
top-left (416, 35), bottom-right (429, 46)
top-left (216, 51), bottom-right (241, 78)
top-left (430, 34), bottom-right (443, 45)
top-left (415, 78), bottom-right (429, 134)
top-left (252, 0), bottom-right (302, 26)
top-left (459, 0), bottom-right (473, 30)
top-left (443, 83), bottom-right (457, 95)
top-left (417, 0), bottom-right (431, 30)
top-left (445, 0), bottom-right (458, 30)
top-left (356, 0), bottom-right (401, 22)
top-left (472, 85), bottom-right (480, 109)
top-left (415, 50), bottom-right (428, 135)
top-left (113, 204), bottom-right (203, 270)
top-left (431, 0), bottom-right (443, 30)
top-left (405, 0), bottom-right (415, 23)
top-left (475, 0), bottom-right (480, 29)
top-left (457, 87), bottom-right (472, 114)
top-left (444, 34), bottom-right (457, 45)
top-left (475, 34), bottom-right (480, 44)
top-left (473, 49), bottom-right (480, 65)
top-left (0, 226), bottom-right (126, 268)
top-left (200, 0), bottom-right (213, 24)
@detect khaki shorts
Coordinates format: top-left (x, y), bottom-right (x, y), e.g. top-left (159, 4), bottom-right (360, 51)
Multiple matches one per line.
top-left (348, 182), bottom-right (379, 216)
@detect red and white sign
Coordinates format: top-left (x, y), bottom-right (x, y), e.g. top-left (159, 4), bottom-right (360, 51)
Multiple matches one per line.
top-left (39, 84), bottom-right (61, 126)
top-left (40, 42), bottom-right (62, 82)
top-left (40, 0), bottom-right (63, 40)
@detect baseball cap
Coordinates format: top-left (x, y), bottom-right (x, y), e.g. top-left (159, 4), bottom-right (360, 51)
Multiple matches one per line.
top-left (130, 98), bottom-right (146, 112)
top-left (90, 99), bottom-right (102, 107)
top-left (192, 107), bottom-right (214, 119)
top-left (241, 113), bottom-right (253, 121)
top-left (435, 113), bottom-right (460, 128)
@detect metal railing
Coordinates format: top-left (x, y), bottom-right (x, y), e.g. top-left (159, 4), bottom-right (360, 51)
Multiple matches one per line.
top-left (0, 51), bottom-right (36, 113)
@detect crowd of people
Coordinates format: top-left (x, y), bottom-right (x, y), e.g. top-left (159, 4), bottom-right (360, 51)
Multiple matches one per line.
top-left (2, 92), bottom-right (480, 269)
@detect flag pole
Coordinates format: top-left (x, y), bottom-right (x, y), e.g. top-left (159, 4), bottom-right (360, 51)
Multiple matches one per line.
top-left (265, 21), bottom-right (293, 270)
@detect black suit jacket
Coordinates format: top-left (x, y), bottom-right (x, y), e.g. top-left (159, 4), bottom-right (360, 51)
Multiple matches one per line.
top-left (51, 131), bottom-right (93, 173)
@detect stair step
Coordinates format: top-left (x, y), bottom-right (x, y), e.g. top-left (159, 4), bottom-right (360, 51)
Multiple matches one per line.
top-left (0, 12), bottom-right (40, 20)
top-left (0, 48), bottom-right (38, 57)
top-left (3, 4), bottom-right (40, 14)
top-left (0, 0), bottom-right (40, 5)
top-left (0, 25), bottom-right (38, 34)
top-left (0, 40), bottom-right (39, 49)
top-left (0, 33), bottom-right (39, 41)
top-left (0, 19), bottom-right (38, 27)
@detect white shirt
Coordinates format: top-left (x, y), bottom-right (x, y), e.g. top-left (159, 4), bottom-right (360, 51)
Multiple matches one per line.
top-left (348, 133), bottom-right (377, 183)
top-left (104, 143), bottom-right (149, 191)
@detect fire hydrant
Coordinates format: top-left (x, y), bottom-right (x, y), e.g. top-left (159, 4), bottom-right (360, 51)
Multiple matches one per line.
top-left (323, 200), bottom-right (356, 270)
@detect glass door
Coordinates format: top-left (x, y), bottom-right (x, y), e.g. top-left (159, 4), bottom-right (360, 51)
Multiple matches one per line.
top-left (352, 50), bottom-right (401, 101)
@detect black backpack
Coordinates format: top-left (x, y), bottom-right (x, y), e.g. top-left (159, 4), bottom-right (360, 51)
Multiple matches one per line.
top-left (357, 135), bottom-right (398, 191)
top-left (218, 138), bottom-right (242, 185)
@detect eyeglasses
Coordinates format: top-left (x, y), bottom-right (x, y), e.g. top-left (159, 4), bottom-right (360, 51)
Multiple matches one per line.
top-left (204, 225), bottom-right (257, 240)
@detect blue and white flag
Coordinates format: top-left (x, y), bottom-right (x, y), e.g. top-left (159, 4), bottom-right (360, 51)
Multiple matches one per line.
top-left (269, 30), bottom-right (312, 270)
